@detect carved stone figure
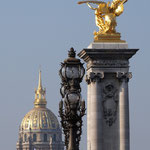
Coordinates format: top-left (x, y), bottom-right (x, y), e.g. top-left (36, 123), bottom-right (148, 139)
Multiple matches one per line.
top-left (102, 82), bottom-right (118, 126)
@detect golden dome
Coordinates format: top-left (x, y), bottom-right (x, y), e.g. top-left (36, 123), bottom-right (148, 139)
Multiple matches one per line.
top-left (21, 107), bottom-right (59, 130)
top-left (20, 70), bottom-right (59, 130)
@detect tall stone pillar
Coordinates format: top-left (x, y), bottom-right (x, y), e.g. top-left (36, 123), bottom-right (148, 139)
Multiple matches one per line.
top-left (78, 43), bottom-right (138, 150)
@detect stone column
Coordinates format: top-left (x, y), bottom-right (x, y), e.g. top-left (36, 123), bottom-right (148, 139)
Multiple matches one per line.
top-left (86, 72), bottom-right (104, 150)
top-left (117, 72), bottom-right (132, 150)
top-left (87, 81), bottom-right (91, 150)
top-left (78, 43), bottom-right (138, 150)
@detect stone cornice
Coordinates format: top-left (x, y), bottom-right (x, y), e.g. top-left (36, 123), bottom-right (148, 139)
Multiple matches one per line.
top-left (78, 49), bottom-right (139, 63)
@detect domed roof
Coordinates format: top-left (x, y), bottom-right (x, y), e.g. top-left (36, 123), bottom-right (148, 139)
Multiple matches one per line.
top-left (20, 71), bottom-right (59, 131)
top-left (21, 107), bottom-right (59, 130)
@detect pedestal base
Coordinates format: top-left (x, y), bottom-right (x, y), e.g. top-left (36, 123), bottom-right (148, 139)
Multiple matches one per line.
top-left (88, 42), bottom-right (128, 49)
top-left (94, 33), bottom-right (125, 43)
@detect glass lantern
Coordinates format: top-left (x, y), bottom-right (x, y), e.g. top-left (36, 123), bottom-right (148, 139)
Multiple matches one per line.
top-left (60, 48), bottom-right (85, 81)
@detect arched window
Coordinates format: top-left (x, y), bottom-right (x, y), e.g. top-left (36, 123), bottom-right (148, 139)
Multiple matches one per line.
top-left (24, 134), bottom-right (27, 142)
top-left (33, 134), bottom-right (37, 142)
top-left (44, 134), bottom-right (47, 142)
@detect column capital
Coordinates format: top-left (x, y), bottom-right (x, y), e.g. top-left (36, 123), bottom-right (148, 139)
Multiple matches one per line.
top-left (116, 72), bottom-right (132, 82)
top-left (85, 72), bottom-right (104, 84)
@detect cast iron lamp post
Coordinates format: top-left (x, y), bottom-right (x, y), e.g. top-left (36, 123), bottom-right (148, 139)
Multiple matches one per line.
top-left (59, 47), bottom-right (85, 150)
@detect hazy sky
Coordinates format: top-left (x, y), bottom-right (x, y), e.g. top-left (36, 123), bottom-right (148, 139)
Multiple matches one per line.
top-left (0, 0), bottom-right (149, 150)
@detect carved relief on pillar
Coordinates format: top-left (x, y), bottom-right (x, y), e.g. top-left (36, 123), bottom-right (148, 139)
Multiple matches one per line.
top-left (85, 72), bottom-right (104, 84)
top-left (87, 59), bottom-right (129, 69)
top-left (102, 82), bottom-right (119, 126)
top-left (116, 72), bottom-right (132, 82)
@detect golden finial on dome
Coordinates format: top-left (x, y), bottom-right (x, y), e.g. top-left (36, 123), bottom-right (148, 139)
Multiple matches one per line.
top-left (38, 69), bottom-right (42, 89)
top-left (34, 70), bottom-right (47, 108)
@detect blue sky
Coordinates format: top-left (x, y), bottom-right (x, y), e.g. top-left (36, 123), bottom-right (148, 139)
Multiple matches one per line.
top-left (0, 0), bottom-right (149, 150)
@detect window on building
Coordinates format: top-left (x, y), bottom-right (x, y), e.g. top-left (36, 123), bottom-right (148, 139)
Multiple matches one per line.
top-left (53, 134), bottom-right (56, 142)
top-left (24, 134), bottom-right (27, 142)
top-left (44, 134), bottom-right (47, 142)
top-left (33, 134), bottom-right (37, 142)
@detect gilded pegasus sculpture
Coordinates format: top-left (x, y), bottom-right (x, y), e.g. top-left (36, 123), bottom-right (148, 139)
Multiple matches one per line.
top-left (78, 0), bottom-right (128, 42)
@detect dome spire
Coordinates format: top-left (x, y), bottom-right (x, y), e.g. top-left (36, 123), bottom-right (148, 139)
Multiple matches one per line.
top-left (38, 70), bottom-right (42, 89)
top-left (34, 70), bottom-right (47, 108)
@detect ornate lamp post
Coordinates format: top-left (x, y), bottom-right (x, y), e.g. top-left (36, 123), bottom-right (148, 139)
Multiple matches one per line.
top-left (59, 47), bottom-right (85, 150)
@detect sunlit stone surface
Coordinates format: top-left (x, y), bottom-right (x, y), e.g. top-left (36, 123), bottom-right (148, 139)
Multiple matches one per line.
top-left (78, 42), bottom-right (138, 150)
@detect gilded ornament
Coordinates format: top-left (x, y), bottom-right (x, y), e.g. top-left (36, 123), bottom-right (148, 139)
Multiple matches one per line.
top-left (78, 0), bottom-right (128, 42)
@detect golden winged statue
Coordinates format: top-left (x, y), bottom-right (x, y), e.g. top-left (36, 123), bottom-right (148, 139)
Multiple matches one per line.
top-left (78, 0), bottom-right (128, 42)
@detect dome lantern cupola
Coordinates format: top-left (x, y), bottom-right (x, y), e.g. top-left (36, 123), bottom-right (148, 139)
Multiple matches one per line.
top-left (34, 70), bottom-right (47, 108)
